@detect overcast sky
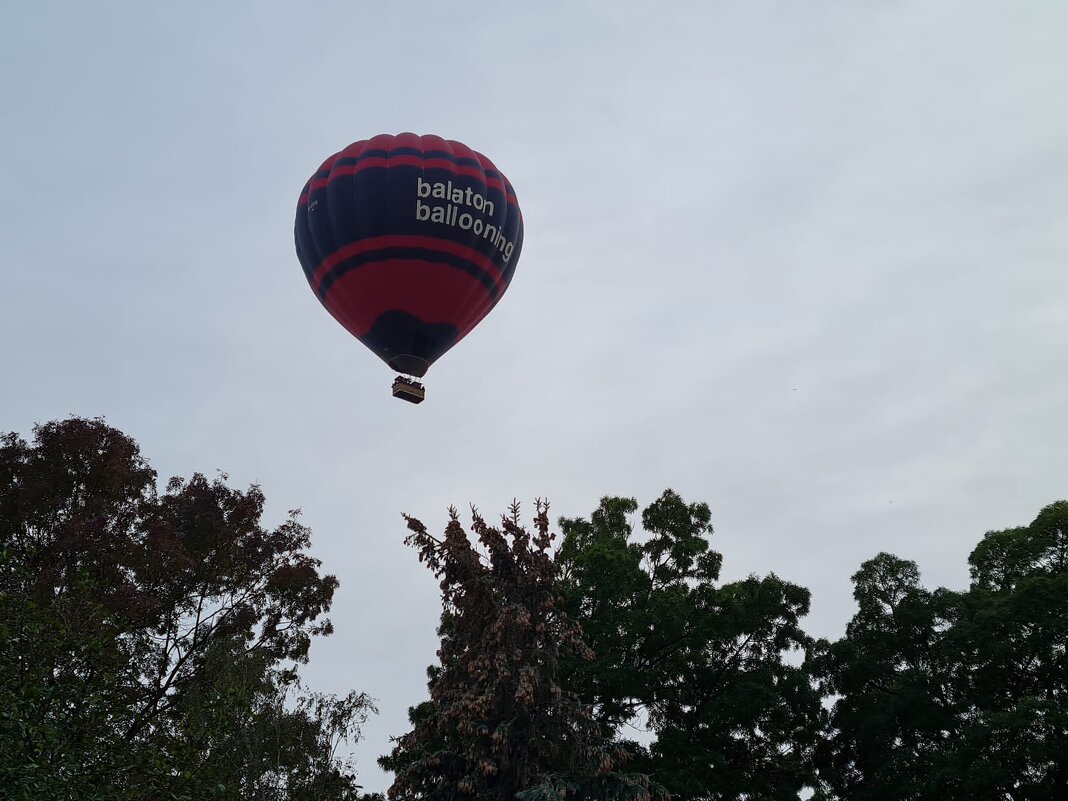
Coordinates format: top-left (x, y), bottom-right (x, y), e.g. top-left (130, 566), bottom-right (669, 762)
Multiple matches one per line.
top-left (2, 1), bottom-right (1067, 791)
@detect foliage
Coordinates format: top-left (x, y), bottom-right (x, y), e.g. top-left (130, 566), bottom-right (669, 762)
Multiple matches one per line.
top-left (0, 417), bottom-right (374, 800)
top-left (813, 502), bottom-right (1068, 800)
top-left (382, 488), bottom-right (1066, 800)
top-left (382, 501), bottom-right (668, 801)
top-left (556, 490), bottom-right (824, 800)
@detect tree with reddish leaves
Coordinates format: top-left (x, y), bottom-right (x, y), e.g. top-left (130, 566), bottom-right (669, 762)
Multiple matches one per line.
top-left (381, 502), bottom-right (668, 801)
top-left (0, 417), bottom-right (374, 801)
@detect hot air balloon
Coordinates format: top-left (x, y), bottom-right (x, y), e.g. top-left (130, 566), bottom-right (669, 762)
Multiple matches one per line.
top-left (294, 133), bottom-right (524, 403)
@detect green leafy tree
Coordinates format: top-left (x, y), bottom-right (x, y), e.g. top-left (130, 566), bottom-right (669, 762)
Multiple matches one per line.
top-left (381, 501), bottom-right (668, 801)
top-left (814, 502), bottom-right (1068, 800)
top-left (556, 490), bottom-right (823, 800)
top-left (0, 417), bottom-right (374, 800)
top-left (809, 553), bottom-right (959, 800)
top-left (950, 501), bottom-right (1068, 795)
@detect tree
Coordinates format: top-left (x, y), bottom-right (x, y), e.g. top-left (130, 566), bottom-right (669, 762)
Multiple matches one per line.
top-left (0, 417), bottom-right (374, 800)
top-left (556, 490), bottom-right (824, 800)
top-left (813, 502), bottom-right (1068, 800)
top-left (381, 501), bottom-right (668, 801)
top-left (809, 553), bottom-right (959, 801)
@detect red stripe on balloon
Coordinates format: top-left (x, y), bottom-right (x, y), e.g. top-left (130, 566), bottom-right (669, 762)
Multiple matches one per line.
top-left (310, 235), bottom-right (507, 295)
top-left (321, 259), bottom-right (496, 339)
top-left (300, 157), bottom-right (514, 198)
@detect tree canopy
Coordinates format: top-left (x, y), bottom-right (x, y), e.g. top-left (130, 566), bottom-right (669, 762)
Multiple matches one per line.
top-left (381, 490), bottom-right (1067, 800)
top-left (381, 501), bottom-right (668, 801)
top-left (813, 502), bottom-right (1068, 800)
top-left (556, 490), bottom-right (824, 800)
top-left (0, 417), bottom-right (374, 801)
top-left (4, 417), bottom-right (1065, 800)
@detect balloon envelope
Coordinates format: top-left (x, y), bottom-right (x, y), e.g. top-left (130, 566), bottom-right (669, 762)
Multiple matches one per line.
top-left (294, 133), bottom-right (524, 378)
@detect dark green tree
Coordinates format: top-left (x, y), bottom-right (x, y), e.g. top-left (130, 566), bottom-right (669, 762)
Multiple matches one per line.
top-left (0, 417), bottom-right (375, 800)
top-left (809, 553), bottom-right (959, 800)
top-left (813, 501), bottom-right (1068, 800)
top-left (950, 501), bottom-right (1068, 795)
top-left (555, 490), bottom-right (824, 800)
top-left (381, 502), bottom-right (668, 801)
